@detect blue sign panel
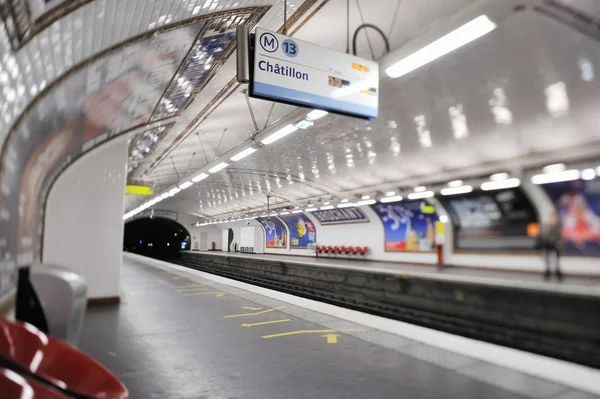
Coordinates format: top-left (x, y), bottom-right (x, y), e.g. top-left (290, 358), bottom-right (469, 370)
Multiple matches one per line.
top-left (279, 213), bottom-right (317, 248)
top-left (311, 207), bottom-right (369, 225)
top-left (251, 28), bottom-right (379, 119)
top-left (257, 217), bottom-right (287, 248)
top-left (371, 201), bottom-right (437, 252)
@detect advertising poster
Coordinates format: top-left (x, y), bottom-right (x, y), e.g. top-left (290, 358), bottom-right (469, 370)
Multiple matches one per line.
top-left (311, 207), bottom-right (368, 225)
top-left (257, 217), bottom-right (288, 248)
top-left (81, 24), bottom-right (203, 147)
top-left (440, 189), bottom-right (539, 251)
top-left (279, 213), bottom-right (316, 248)
top-left (0, 22), bottom-right (204, 271)
top-left (371, 201), bottom-right (437, 252)
top-left (543, 179), bottom-right (600, 256)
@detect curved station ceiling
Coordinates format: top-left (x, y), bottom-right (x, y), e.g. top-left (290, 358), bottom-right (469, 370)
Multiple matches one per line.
top-left (1, 0), bottom-right (599, 229)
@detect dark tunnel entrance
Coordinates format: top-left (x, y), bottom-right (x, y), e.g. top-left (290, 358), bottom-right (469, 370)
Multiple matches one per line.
top-left (123, 217), bottom-right (191, 260)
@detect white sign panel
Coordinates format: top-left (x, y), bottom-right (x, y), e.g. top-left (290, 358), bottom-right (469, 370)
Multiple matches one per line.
top-left (250, 28), bottom-right (379, 119)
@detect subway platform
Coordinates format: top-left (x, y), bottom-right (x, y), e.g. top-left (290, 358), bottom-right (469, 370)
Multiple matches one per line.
top-left (78, 254), bottom-right (600, 399)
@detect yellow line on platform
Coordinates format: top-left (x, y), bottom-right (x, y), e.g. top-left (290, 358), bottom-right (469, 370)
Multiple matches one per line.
top-left (242, 306), bottom-right (263, 310)
top-left (241, 319), bottom-right (291, 327)
top-left (184, 291), bottom-right (243, 296)
top-left (174, 284), bottom-right (207, 289)
top-left (262, 328), bottom-right (363, 339)
top-left (224, 306), bottom-right (285, 318)
top-left (176, 287), bottom-right (209, 292)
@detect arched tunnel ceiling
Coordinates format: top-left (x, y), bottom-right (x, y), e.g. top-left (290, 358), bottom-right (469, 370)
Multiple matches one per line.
top-left (124, 0), bottom-right (600, 222)
top-left (1, 0), bottom-right (598, 224)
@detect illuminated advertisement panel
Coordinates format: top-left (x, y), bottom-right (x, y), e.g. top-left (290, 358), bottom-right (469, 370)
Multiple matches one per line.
top-left (440, 189), bottom-right (539, 251)
top-left (279, 213), bottom-right (316, 248)
top-left (371, 201), bottom-right (437, 252)
top-left (257, 217), bottom-right (288, 248)
top-left (543, 179), bottom-right (600, 256)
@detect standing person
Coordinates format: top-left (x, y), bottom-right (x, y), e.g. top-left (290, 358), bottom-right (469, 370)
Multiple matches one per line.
top-left (544, 211), bottom-right (563, 281)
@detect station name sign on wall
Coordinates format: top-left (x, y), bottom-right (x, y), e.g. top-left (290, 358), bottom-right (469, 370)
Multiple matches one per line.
top-left (311, 208), bottom-right (369, 225)
top-left (249, 28), bottom-right (379, 119)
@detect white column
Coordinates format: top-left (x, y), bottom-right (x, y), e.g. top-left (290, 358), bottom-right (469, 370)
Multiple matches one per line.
top-left (42, 136), bottom-right (128, 299)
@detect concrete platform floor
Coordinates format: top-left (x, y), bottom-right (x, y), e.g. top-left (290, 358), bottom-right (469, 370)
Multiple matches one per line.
top-left (78, 256), bottom-right (600, 399)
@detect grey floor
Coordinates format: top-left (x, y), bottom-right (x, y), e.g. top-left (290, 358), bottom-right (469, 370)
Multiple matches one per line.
top-left (78, 257), bottom-right (599, 399)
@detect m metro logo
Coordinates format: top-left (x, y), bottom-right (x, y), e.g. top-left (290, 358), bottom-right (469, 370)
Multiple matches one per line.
top-left (259, 32), bottom-right (278, 53)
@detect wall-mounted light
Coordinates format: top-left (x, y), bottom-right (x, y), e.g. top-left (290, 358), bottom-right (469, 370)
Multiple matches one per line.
top-left (480, 178), bottom-right (520, 191)
top-left (261, 124), bottom-right (298, 145)
top-left (307, 109), bottom-right (328, 120)
top-left (356, 199), bottom-right (376, 206)
top-left (581, 168), bottom-right (596, 181)
top-left (407, 191), bottom-right (434, 199)
top-left (192, 173), bottom-right (209, 182)
top-left (380, 195), bottom-right (403, 203)
top-left (230, 147), bottom-right (257, 161)
top-left (441, 185), bottom-right (473, 196)
top-left (531, 170), bottom-right (580, 185)
top-left (209, 162), bottom-right (228, 174)
top-left (384, 15), bottom-right (497, 79)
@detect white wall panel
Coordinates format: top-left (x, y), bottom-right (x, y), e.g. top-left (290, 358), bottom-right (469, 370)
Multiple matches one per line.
top-left (43, 136), bottom-right (128, 299)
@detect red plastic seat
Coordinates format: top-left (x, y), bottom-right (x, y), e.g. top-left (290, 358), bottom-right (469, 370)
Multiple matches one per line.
top-left (0, 368), bottom-right (70, 399)
top-left (340, 246), bottom-right (348, 254)
top-left (346, 246), bottom-right (355, 254)
top-left (0, 318), bottom-right (128, 399)
top-left (358, 246), bottom-right (368, 255)
top-left (327, 246), bottom-right (334, 253)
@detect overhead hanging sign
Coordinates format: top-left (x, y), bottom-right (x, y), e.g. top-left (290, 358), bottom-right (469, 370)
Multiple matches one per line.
top-left (249, 28), bottom-right (379, 119)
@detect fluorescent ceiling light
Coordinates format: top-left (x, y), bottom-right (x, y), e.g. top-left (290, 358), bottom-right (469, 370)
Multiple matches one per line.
top-left (260, 214), bottom-right (268, 218)
top-left (414, 186), bottom-right (426, 192)
top-left (448, 180), bottom-right (463, 187)
top-left (179, 181), bottom-right (193, 189)
top-left (168, 187), bottom-right (181, 196)
top-left (385, 191), bottom-right (396, 197)
top-left (323, 202), bottom-right (330, 205)
top-left (531, 170), bottom-right (580, 185)
top-left (385, 15), bottom-right (497, 78)
top-left (192, 173), bottom-right (209, 182)
top-left (337, 203), bottom-right (355, 208)
top-left (292, 210), bottom-right (303, 214)
top-left (408, 191), bottom-right (434, 199)
top-left (261, 124), bottom-right (298, 145)
top-left (305, 207), bottom-right (317, 212)
top-left (380, 195), bottom-right (403, 203)
top-left (231, 147), bottom-right (257, 161)
top-left (481, 178), bottom-right (521, 191)
top-left (356, 199), bottom-right (376, 206)
top-left (361, 195), bottom-right (370, 200)
top-left (280, 212), bottom-right (290, 215)
top-left (209, 162), bottom-right (228, 174)
top-left (490, 172), bottom-right (509, 181)
top-left (441, 185), bottom-right (473, 196)
top-left (542, 163), bottom-right (566, 174)
top-left (160, 193), bottom-right (170, 199)
top-left (581, 168), bottom-right (596, 180)
top-left (320, 205), bottom-right (334, 210)
top-left (341, 199), bottom-right (349, 203)
top-left (306, 109), bottom-right (328, 120)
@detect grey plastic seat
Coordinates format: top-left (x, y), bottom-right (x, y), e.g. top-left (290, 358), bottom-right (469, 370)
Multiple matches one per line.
top-left (30, 264), bottom-right (88, 346)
